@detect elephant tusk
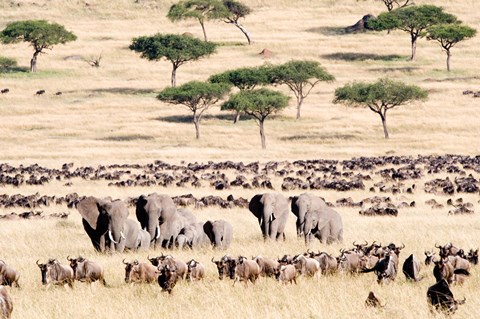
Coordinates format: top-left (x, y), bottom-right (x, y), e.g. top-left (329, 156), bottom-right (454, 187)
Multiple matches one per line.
top-left (120, 231), bottom-right (126, 240)
top-left (155, 225), bottom-right (160, 240)
top-left (108, 230), bottom-right (118, 244)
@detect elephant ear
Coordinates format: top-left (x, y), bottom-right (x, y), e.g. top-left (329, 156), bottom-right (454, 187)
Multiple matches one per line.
top-left (107, 200), bottom-right (129, 219)
top-left (77, 196), bottom-right (101, 229)
top-left (203, 220), bottom-right (215, 243)
top-left (290, 196), bottom-right (299, 216)
top-left (248, 194), bottom-right (263, 218)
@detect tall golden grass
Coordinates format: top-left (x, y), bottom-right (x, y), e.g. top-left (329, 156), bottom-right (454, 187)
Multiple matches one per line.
top-left (0, 0), bottom-right (479, 318)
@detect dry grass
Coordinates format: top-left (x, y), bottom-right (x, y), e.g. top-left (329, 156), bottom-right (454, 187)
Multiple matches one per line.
top-left (0, 0), bottom-right (479, 318)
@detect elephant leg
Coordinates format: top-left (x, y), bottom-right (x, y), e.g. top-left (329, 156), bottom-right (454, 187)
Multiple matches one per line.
top-left (270, 221), bottom-right (279, 240)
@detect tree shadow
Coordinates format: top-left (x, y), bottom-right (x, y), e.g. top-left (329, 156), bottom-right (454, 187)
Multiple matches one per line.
top-left (369, 67), bottom-right (420, 73)
top-left (306, 26), bottom-right (350, 36)
top-left (98, 134), bottom-right (154, 142)
top-left (89, 87), bottom-right (157, 95)
top-left (0, 66), bottom-right (30, 74)
top-left (280, 133), bottom-right (357, 141)
top-left (156, 113), bottom-right (248, 123)
top-left (321, 52), bottom-right (405, 62)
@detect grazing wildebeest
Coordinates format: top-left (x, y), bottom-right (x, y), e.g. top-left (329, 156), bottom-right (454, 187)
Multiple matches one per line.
top-left (35, 90), bottom-right (45, 96)
top-left (402, 254), bottom-right (421, 281)
top-left (36, 259), bottom-right (74, 287)
top-left (0, 286), bottom-right (13, 318)
top-left (427, 279), bottom-right (465, 314)
top-left (67, 256), bottom-right (106, 285)
top-left (0, 260), bottom-right (20, 287)
top-left (157, 264), bottom-right (177, 294)
top-left (211, 255), bottom-right (231, 280)
top-left (233, 256), bottom-right (260, 287)
top-left (123, 259), bottom-right (157, 284)
top-left (1, 88), bottom-right (9, 94)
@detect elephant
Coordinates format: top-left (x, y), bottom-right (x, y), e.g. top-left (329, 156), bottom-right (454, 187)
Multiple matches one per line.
top-left (177, 222), bottom-right (210, 249)
top-left (248, 193), bottom-right (289, 241)
top-left (290, 193), bottom-right (330, 237)
top-left (303, 208), bottom-right (343, 245)
top-left (203, 220), bottom-right (233, 249)
top-left (77, 196), bottom-right (129, 252)
top-left (123, 219), bottom-right (151, 251)
top-left (136, 193), bottom-right (196, 248)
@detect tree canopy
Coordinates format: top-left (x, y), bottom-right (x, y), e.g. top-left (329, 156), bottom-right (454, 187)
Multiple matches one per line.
top-left (221, 88), bottom-right (289, 149)
top-left (0, 20), bottom-right (76, 72)
top-left (333, 78), bottom-right (428, 139)
top-left (158, 81), bottom-right (231, 139)
top-left (427, 24), bottom-right (477, 71)
top-left (129, 33), bottom-right (217, 87)
top-left (368, 5), bottom-right (457, 61)
top-left (208, 65), bottom-right (271, 90)
top-left (167, 0), bottom-right (227, 41)
top-left (269, 60), bottom-right (335, 119)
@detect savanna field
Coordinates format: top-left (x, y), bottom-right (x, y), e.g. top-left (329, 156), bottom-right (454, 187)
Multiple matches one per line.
top-left (0, 0), bottom-right (479, 318)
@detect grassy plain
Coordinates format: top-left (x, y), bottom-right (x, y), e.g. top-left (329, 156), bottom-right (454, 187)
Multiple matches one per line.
top-left (0, 0), bottom-right (479, 318)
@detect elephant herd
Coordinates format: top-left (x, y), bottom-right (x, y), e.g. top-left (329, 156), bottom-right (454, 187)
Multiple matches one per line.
top-left (76, 192), bottom-right (343, 252)
top-left (76, 194), bottom-right (233, 252)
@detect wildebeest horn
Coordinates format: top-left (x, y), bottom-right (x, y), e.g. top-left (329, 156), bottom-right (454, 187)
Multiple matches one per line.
top-left (67, 256), bottom-right (72, 261)
top-left (122, 258), bottom-right (128, 265)
top-left (353, 241), bottom-right (358, 246)
top-left (364, 240), bottom-right (368, 246)
top-left (435, 243), bottom-right (441, 248)
top-left (211, 257), bottom-right (215, 263)
top-left (36, 259), bottom-right (41, 266)
top-left (399, 243), bottom-right (405, 249)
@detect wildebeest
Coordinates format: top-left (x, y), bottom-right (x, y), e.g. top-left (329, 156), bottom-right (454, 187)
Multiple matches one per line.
top-left (0, 260), bottom-right (20, 287)
top-left (123, 259), bottom-right (157, 284)
top-left (274, 264), bottom-right (297, 284)
top-left (67, 256), bottom-right (106, 285)
top-left (0, 286), bottom-right (13, 319)
top-left (309, 251), bottom-right (337, 275)
top-left (362, 249), bottom-right (399, 284)
top-left (36, 259), bottom-right (74, 287)
top-left (253, 256), bottom-right (278, 277)
top-left (233, 256), bottom-right (260, 287)
top-left (424, 250), bottom-right (438, 266)
top-left (433, 258), bottom-right (455, 284)
top-left (157, 264), bottom-right (177, 294)
top-left (467, 249), bottom-right (478, 265)
top-left (0, 88), bottom-right (9, 94)
top-left (186, 259), bottom-right (204, 281)
top-left (211, 255), bottom-right (231, 280)
top-left (292, 255), bottom-right (320, 278)
top-left (427, 279), bottom-right (465, 314)
top-left (365, 291), bottom-right (383, 308)
top-left (35, 90), bottom-right (45, 96)
top-left (150, 255), bottom-right (187, 280)
top-left (337, 249), bottom-right (363, 274)
top-left (402, 254), bottom-right (421, 281)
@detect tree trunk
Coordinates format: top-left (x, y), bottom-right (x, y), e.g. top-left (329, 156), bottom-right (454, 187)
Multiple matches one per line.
top-left (199, 20), bottom-right (207, 42)
top-left (446, 49), bottom-right (451, 72)
top-left (171, 65), bottom-right (177, 87)
top-left (30, 51), bottom-right (40, 72)
top-left (233, 110), bottom-right (241, 123)
top-left (410, 34), bottom-right (417, 61)
top-left (296, 95), bottom-right (304, 120)
top-left (193, 113), bottom-right (200, 139)
top-left (233, 22), bottom-right (251, 45)
top-left (259, 119), bottom-right (266, 149)
top-left (380, 113), bottom-right (389, 139)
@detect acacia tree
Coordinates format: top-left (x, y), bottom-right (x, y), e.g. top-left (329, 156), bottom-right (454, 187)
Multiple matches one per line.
top-left (427, 24), bottom-right (477, 71)
top-left (222, 0), bottom-right (252, 44)
top-left (333, 78), bottom-right (428, 139)
top-left (129, 34), bottom-right (217, 87)
top-left (368, 5), bottom-right (457, 61)
top-left (269, 60), bottom-right (335, 119)
top-left (209, 65), bottom-right (271, 122)
top-left (221, 88), bottom-right (289, 149)
top-left (0, 20), bottom-right (76, 72)
top-left (168, 0), bottom-right (227, 42)
top-left (158, 81), bottom-right (230, 139)
top-left (376, 0), bottom-right (413, 11)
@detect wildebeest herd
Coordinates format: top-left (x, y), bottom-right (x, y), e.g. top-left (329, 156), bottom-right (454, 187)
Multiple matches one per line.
top-left (0, 240), bottom-right (477, 318)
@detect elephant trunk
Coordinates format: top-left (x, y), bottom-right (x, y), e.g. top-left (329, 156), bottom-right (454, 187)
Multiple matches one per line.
top-left (262, 210), bottom-right (272, 240)
top-left (147, 218), bottom-right (159, 244)
top-left (296, 201), bottom-right (308, 236)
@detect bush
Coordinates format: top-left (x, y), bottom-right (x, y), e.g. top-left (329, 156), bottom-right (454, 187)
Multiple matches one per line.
top-left (0, 56), bottom-right (17, 71)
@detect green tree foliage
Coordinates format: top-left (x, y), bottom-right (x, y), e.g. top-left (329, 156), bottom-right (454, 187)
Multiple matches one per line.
top-left (129, 34), bottom-right (217, 87)
top-left (209, 65), bottom-right (271, 122)
top-left (158, 81), bottom-right (230, 139)
top-left (368, 5), bottom-right (457, 61)
top-left (333, 78), bottom-right (428, 139)
top-left (269, 60), bottom-right (335, 119)
top-left (168, 0), bottom-right (227, 42)
top-left (427, 24), bottom-right (477, 71)
top-left (0, 20), bottom-right (76, 72)
top-left (222, 0), bottom-right (252, 44)
top-left (0, 56), bottom-right (17, 72)
top-left (221, 88), bottom-right (289, 149)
